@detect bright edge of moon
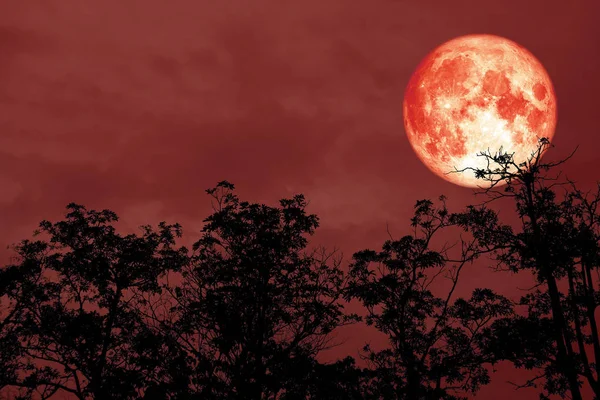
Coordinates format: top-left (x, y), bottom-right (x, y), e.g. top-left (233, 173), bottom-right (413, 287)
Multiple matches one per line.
top-left (403, 34), bottom-right (557, 188)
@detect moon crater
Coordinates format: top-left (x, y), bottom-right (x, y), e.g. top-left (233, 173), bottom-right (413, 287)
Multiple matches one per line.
top-left (403, 34), bottom-right (557, 187)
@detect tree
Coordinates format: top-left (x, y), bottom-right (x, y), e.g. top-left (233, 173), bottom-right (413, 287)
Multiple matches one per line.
top-left (270, 355), bottom-right (368, 400)
top-left (7, 148), bottom-right (599, 399)
top-left (451, 138), bottom-right (600, 399)
top-left (141, 181), bottom-right (360, 399)
top-left (345, 196), bottom-right (514, 399)
top-left (0, 204), bottom-right (189, 399)
top-left (0, 246), bottom-right (39, 395)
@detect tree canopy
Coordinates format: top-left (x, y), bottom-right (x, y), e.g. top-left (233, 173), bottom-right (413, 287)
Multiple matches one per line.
top-left (451, 138), bottom-right (600, 399)
top-left (2, 142), bottom-right (600, 399)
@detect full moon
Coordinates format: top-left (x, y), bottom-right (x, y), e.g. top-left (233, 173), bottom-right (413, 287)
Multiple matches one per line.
top-left (403, 34), bottom-right (557, 187)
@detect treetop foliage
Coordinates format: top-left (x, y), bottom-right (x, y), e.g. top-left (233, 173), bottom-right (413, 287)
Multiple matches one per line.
top-left (2, 140), bottom-right (600, 399)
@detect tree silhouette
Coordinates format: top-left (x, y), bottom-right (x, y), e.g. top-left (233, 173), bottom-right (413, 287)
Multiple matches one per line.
top-left (138, 181), bottom-right (360, 399)
top-left (3, 153), bottom-right (599, 399)
top-left (452, 138), bottom-right (600, 399)
top-left (0, 204), bottom-right (189, 399)
top-left (345, 196), bottom-right (514, 399)
top-left (274, 355), bottom-right (368, 400)
top-left (0, 246), bottom-right (37, 395)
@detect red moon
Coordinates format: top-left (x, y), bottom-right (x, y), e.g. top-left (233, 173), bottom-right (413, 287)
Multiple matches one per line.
top-left (403, 34), bottom-right (557, 187)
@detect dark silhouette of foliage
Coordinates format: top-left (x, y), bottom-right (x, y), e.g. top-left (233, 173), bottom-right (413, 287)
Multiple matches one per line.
top-left (137, 181), bottom-right (360, 399)
top-left (0, 204), bottom-right (189, 399)
top-left (2, 157), bottom-right (599, 400)
top-left (452, 138), bottom-right (600, 399)
top-left (0, 257), bottom-right (34, 394)
top-left (345, 196), bottom-right (514, 399)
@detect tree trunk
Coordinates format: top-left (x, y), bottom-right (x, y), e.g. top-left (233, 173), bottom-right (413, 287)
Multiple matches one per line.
top-left (583, 262), bottom-right (600, 396)
top-left (403, 350), bottom-right (422, 400)
top-left (524, 180), bottom-right (583, 400)
top-left (567, 268), bottom-right (596, 388)
top-left (544, 275), bottom-right (583, 400)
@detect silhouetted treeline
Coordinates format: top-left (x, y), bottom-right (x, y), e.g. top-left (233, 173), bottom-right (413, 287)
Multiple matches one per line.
top-left (1, 139), bottom-right (599, 399)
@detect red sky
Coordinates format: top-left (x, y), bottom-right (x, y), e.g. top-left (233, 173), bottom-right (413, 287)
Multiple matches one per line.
top-left (1, 1), bottom-right (599, 398)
